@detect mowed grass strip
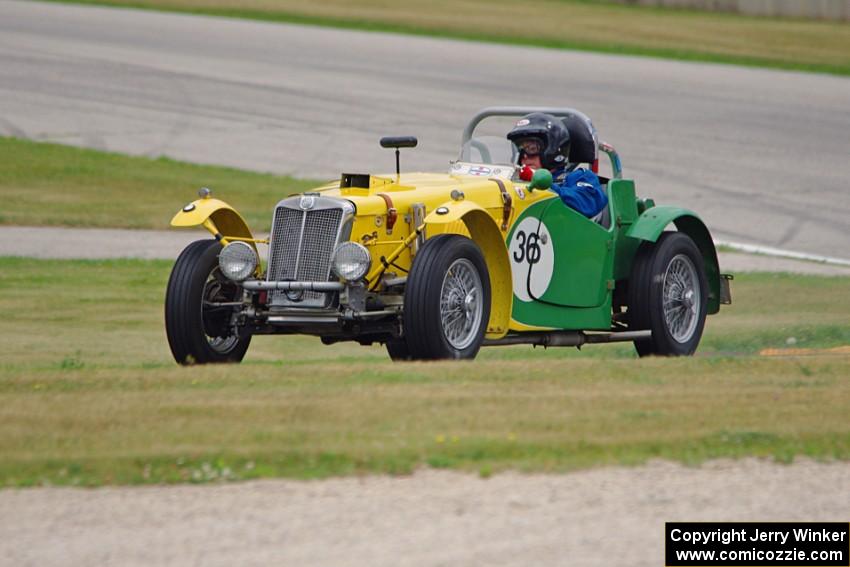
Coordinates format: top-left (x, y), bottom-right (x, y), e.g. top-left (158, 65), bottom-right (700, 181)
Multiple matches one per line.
top-left (3, 358), bottom-right (849, 486)
top-left (1, 257), bottom-right (849, 486)
top-left (0, 137), bottom-right (318, 231)
top-left (50, 0), bottom-right (850, 76)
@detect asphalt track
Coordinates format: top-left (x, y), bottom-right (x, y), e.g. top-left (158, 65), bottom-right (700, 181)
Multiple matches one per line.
top-left (2, 1), bottom-right (850, 260)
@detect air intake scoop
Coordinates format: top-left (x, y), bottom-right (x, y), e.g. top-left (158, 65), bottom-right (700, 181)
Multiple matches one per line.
top-left (340, 173), bottom-right (371, 189)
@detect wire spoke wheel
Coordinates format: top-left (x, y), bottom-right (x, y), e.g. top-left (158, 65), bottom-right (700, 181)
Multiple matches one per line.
top-left (201, 267), bottom-right (241, 354)
top-left (401, 234), bottom-right (491, 360)
top-left (440, 258), bottom-right (484, 351)
top-left (662, 254), bottom-right (700, 343)
top-left (628, 232), bottom-right (708, 357)
top-left (165, 239), bottom-right (252, 365)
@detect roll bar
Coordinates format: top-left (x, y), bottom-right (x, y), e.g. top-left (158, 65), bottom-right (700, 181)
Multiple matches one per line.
top-left (460, 106), bottom-right (622, 179)
top-left (461, 106), bottom-right (595, 145)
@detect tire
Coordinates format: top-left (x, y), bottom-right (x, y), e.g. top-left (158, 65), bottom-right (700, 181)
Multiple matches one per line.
top-left (627, 232), bottom-right (708, 357)
top-left (385, 339), bottom-right (412, 361)
top-left (403, 234), bottom-right (491, 360)
top-left (165, 239), bottom-right (251, 365)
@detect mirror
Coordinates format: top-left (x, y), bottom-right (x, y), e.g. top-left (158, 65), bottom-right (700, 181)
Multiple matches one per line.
top-left (380, 136), bottom-right (418, 149)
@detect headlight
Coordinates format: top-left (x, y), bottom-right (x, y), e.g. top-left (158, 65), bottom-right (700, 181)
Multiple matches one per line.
top-left (218, 241), bottom-right (258, 281)
top-left (332, 242), bottom-right (371, 282)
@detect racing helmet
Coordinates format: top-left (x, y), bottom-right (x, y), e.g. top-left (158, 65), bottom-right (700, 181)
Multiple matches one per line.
top-left (506, 112), bottom-right (571, 170)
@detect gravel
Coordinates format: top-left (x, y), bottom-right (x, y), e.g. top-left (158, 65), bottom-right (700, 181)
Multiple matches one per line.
top-left (1, 459), bottom-right (847, 567)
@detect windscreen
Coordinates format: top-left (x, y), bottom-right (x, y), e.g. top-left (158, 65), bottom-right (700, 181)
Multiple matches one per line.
top-left (457, 115), bottom-right (524, 166)
top-left (459, 136), bottom-right (517, 166)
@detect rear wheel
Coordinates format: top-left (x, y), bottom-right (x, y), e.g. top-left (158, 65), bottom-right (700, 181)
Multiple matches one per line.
top-left (402, 234), bottom-right (491, 360)
top-left (165, 239), bottom-right (251, 365)
top-left (628, 232), bottom-right (708, 357)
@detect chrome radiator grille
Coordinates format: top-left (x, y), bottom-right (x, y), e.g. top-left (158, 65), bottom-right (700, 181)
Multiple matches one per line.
top-left (266, 197), bottom-right (350, 307)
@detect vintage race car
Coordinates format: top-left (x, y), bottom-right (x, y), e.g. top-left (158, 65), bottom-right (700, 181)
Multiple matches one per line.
top-left (165, 106), bottom-right (732, 363)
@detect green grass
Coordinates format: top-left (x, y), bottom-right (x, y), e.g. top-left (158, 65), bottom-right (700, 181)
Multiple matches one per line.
top-left (0, 137), bottom-right (319, 231)
top-left (47, 0), bottom-right (850, 76)
top-left (1, 257), bottom-right (848, 486)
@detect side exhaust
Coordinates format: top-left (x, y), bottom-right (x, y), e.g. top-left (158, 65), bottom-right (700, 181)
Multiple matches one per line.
top-left (483, 330), bottom-right (651, 348)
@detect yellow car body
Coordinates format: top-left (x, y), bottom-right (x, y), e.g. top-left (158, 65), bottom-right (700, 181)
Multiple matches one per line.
top-left (172, 170), bottom-right (557, 339)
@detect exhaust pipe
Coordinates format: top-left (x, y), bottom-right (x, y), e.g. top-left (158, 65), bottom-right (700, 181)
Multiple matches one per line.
top-left (483, 330), bottom-right (651, 348)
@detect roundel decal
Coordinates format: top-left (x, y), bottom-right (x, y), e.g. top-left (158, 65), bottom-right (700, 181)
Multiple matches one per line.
top-left (508, 216), bottom-right (554, 303)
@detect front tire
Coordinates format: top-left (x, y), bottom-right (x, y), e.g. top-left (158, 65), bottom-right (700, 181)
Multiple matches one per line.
top-left (402, 234), bottom-right (491, 360)
top-left (165, 239), bottom-right (251, 365)
top-left (628, 232), bottom-right (708, 357)
top-left (385, 339), bottom-right (412, 361)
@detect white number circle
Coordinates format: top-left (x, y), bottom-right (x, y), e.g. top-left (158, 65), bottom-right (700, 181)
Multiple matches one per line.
top-left (508, 217), bottom-right (554, 303)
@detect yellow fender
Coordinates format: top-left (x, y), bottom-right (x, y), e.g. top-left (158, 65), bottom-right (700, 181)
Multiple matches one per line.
top-left (425, 201), bottom-right (512, 340)
top-left (171, 197), bottom-right (256, 251)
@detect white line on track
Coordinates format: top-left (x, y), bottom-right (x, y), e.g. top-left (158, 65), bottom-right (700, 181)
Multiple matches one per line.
top-left (715, 240), bottom-right (850, 267)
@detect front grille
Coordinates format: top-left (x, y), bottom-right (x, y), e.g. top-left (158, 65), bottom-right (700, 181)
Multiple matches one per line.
top-left (266, 200), bottom-right (347, 307)
top-left (267, 207), bottom-right (302, 283)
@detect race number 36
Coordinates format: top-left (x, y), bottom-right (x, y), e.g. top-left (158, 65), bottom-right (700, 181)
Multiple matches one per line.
top-left (512, 230), bottom-right (542, 265)
top-left (508, 217), bottom-right (554, 303)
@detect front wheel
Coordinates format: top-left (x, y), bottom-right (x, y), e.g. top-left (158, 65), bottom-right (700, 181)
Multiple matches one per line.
top-left (385, 339), bottom-right (412, 361)
top-left (628, 232), bottom-right (708, 357)
top-left (402, 234), bottom-right (491, 360)
top-left (165, 239), bottom-right (251, 365)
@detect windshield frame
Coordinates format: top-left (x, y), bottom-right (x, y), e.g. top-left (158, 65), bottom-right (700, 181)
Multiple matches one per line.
top-left (457, 135), bottom-right (518, 167)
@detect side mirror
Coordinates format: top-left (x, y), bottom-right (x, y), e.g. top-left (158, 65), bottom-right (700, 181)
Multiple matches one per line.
top-left (528, 169), bottom-right (553, 191)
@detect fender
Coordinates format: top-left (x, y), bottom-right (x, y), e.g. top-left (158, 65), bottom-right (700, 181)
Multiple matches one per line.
top-left (171, 197), bottom-right (256, 252)
top-left (626, 206), bottom-right (722, 314)
top-left (423, 199), bottom-right (484, 225)
top-left (425, 200), bottom-right (512, 339)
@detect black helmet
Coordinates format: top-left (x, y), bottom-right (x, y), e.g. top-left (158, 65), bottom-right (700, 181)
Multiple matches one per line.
top-left (506, 112), bottom-right (571, 170)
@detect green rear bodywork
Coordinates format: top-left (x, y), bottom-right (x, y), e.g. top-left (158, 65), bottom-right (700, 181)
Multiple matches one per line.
top-left (508, 177), bottom-right (721, 330)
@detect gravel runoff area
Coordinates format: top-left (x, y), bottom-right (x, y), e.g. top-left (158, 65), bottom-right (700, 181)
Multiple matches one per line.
top-left (3, 225), bottom-right (849, 276)
top-left (1, 460), bottom-right (848, 567)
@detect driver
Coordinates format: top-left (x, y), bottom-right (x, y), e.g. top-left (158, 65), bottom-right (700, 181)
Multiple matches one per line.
top-left (507, 112), bottom-right (607, 218)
